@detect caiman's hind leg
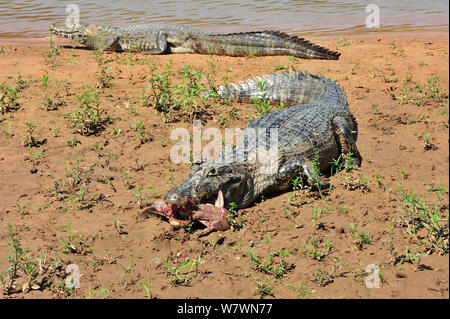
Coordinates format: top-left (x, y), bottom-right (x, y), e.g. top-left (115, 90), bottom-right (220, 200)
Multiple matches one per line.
top-left (84, 31), bottom-right (122, 51)
top-left (332, 115), bottom-right (362, 167)
top-left (144, 32), bottom-right (168, 54)
top-left (118, 31), bottom-right (168, 54)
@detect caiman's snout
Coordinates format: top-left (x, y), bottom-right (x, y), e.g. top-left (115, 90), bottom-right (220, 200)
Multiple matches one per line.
top-left (165, 190), bottom-right (189, 206)
top-left (48, 23), bottom-right (69, 34)
top-left (48, 23), bottom-right (88, 42)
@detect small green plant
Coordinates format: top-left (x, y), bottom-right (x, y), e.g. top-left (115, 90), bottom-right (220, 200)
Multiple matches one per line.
top-left (41, 95), bottom-right (57, 111)
top-left (329, 154), bottom-right (342, 176)
top-left (421, 133), bottom-right (436, 150)
top-left (350, 223), bottom-right (358, 238)
top-left (44, 28), bottom-right (60, 65)
top-left (139, 275), bottom-right (152, 299)
top-left (255, 279), bottom-right (273, 297)
top-left (3, 223), bottom-right (28, 294)
top-left (313, 268), bottom-right (334, 286)
top-left (395, 86), bottom-right (409, 104)
top-left (28, 145), bottom-right (46, 165)
top-left (133, 185), bottom-right (153, 209)
top-left (296, 282), bottom-right (312, 299)
top-left (60, 220), bottom-right (77, 254)
top-left (311, 208), bottom-right (323, 222)
top-left (68, 135), bottom-right (81, 147)
top-left (342, 172), bottom-right (371, 193)
top-left (275, 65), bottom-right (288, 71)
top-left (48, 180), bottom-right (63, 200)
top-left (22, 262), bottom-right (39, 293)
top-left (395, 245), bottom-right (427, 266)
top-left (374, 172), bottom-right (384, 189)
top-left (359, 231), bottom-right (372, 245)
top-left (337, 37), bottom-right (350, 47)
top-left (59, 220), bottom-right (93, 254)
top-left (227, 202), bottom-right (245, 230)
top-left (22, 121), bottom-right (38, 147)
top-left (85, 287), bottom-right (111, 299)
top-left (122, 171), bottom-right (133, 190)
top-left (248, 249), bottom-right (294, 278)
top-left (251, 80), bottom-right (271, 118)
top-left (343, 152), bottom-right (356, 171)
top-left (143, 60), bottom-right (175, 114)
top-left (68, 91), bottom-right (111, 136)
top-left (74, 185), bottom-right (93, 210)
top-left (304, 236), bottom-right (333, 260)
top-left (97, 65), bottom-right (114, 88)
top-left (133, 120), bottom-right (152, 145)
top-left (309, 151), bottom-right (325, 199)
top-left (124, 101), bottom-right (137, 115)
top-left (40, 74), bottom-right (50, 91)
top-left (399, 189), bottom-right (449, 255)
top-left (292, 175), bottom-right (304, 191)
top-left (51, 127), bottom-right (60, 137)
top-left (382, 75), bottom-right (398, 83)
top-left (163, 258), bottom-right (198, 286)
top-left (16, 202), bottom-right (31, 216)
top-left (117, 257), bottom-right (135, 284)
top-left (205, 55), bottom-right (218, 91)
top-left (425, 76), bottom-right (446, 104)
top-left (177, 64), bottom-right (207, 121)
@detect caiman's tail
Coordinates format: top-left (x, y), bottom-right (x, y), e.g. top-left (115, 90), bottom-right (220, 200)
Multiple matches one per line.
top-left (197, 30), bottom-right (340, 60)
top-left (207, 71), bottom-right (347, 106)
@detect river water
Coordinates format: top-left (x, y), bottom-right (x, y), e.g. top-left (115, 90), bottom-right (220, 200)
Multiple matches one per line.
top-left (0, 0), bottom-right (448, 38)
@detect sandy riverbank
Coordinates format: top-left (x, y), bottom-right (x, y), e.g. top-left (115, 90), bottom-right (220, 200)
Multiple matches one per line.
top-left (0, 32), bottom-right (448, 299)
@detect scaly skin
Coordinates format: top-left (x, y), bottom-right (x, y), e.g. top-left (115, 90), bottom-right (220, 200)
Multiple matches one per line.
top-left (49, 22), bottom-right (340, 59)
top-left (164, 71), bottom-right (362, 211)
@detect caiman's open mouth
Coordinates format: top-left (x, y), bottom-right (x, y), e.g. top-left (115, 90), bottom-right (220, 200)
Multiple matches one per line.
top-left (160, 190), bottom-right (220, 217)
top-left (149, 190), bottom-right (222, 227)
top-left (144, 189), bottom-right (230, 234)
top-left (155, 199), bottom-right (196, 220)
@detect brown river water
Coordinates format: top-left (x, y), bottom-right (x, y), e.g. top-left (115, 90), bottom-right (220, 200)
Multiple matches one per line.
top-left (0, 0), bottom-right (448, 38)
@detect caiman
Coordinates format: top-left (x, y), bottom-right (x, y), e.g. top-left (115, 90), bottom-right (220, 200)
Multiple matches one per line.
top-left (144, 71), bottom-right (362, 235)
top-left (49, 22), bottom-right (340, 60)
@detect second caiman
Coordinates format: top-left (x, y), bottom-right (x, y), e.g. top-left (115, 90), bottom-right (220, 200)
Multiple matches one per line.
top-left (49, 22), bottom-right (340, 60)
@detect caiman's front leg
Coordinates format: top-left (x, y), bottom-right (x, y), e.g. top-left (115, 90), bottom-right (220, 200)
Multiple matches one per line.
top-left (118, 31), bottom-right (168, 54)
top-left (84, 31), bottom-right (122, 51)
top-left (278, 158), bottom-right (329, 190)
top-left (332, 116), bottom-right (362, 167)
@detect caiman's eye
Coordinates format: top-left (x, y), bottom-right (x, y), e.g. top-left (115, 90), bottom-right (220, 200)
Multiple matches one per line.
top-left (207, 166), bottom-right (232, 176)
top-left (217, 166), bottom-right (232, 173)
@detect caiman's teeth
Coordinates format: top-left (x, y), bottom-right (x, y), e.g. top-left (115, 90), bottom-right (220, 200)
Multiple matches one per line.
top-left (170, 220), bottom-right (182, 229)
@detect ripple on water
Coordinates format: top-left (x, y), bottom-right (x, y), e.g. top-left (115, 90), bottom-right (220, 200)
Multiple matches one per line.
top-left (0, 0), bottom-right (448, 38)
